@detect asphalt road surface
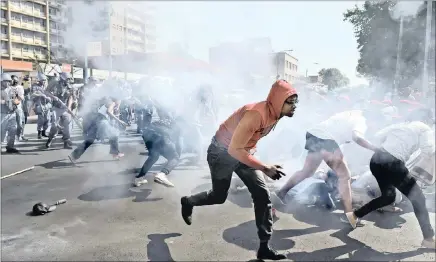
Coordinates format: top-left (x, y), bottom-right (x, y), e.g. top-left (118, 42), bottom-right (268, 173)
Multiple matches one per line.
top-left (1, 123), bottom-right (435, 261)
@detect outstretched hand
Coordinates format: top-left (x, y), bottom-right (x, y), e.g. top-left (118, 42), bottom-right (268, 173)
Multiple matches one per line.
top-left (262, 164), bottom-right (286, 180)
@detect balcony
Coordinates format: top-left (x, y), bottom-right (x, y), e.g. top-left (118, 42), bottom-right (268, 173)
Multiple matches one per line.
top-left (21, 22), bottom-right (34, 30)
top-left (1, 33), bottom-right (8, 40)
top-left (9, 4), bottom-right (20, 12)
top-left (1, 17), bottom-right (6, 24)
top-left (50, 28), bottom-right (60, 34)
top-left (10, 20), bottom-right (21, 27)
top-left (34, 39), bottom-right (46, 45)
top-left (22, 8), bottom-right (34, 16)
top-left (33, 10), bottom-right (46, 18)
top-left (10, 35), bottom-right (21, 41)
top-left (22, 37), bottom-right (35, 44)
top-left (30, 0), bottom-right (47, 5)
top-left (127, 35), bottom-right (144, 43)
top-left (11, 49), bottom-right (22, 57)
top-left (1, 49), bottom-right (9, 56)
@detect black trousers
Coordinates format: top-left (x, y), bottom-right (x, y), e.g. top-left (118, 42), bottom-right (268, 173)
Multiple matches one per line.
top-left (354, 149), bottom-right (434, 239)
top-left (187, 137), bottom-right (273, 242)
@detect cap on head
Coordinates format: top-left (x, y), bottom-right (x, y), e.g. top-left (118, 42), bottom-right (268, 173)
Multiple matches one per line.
top-left (1, 73), bottom-right (12, 82)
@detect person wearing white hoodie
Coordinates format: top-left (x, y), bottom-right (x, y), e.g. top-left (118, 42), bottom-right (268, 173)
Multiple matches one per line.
top-left (346, 108), bottom-right (435, 249)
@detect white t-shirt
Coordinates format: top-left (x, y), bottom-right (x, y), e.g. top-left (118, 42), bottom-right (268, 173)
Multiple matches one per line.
top-left (375, 121), bottom-right (435, 162)
top-left (308, 110), bottom-right (368, 145)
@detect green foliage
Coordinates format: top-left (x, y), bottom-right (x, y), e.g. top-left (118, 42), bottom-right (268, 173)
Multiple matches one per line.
top-left (343, 1), bottom-right (434, 91)
top-left (318, 68), bottom-right (350, 90)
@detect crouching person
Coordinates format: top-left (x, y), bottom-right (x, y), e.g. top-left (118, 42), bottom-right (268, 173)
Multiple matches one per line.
top-left (346, 108), bottom-right (435, 249)
top-left (133, 115), bottom-right (183, 188)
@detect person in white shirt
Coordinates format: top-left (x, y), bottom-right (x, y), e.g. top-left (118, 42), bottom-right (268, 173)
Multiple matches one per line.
top-left (272, 110), bottom-right (379, 216)
top-left (346, 108), bottom-right (435, 249)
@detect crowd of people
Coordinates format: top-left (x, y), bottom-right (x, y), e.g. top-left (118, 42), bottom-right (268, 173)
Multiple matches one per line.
top-left (1, 72), bottom-right (435, 259)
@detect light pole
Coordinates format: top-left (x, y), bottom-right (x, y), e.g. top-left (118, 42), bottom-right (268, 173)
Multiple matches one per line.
top-left (422, 0), bottom-right (432, 97)
top-left (305, 62), bottom-right (319, 78)
top-left (274, 49), bottom-right (293, 80)
top-left (394, 15), bottom-right (404, 99)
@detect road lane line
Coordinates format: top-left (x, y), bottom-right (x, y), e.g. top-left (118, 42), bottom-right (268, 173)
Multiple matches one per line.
top-left (1, 166), bottom-right (35, 180)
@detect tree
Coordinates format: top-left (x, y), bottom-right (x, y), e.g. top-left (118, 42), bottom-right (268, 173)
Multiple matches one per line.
top-left (318, 68), bottom-right (350, 91)
top-left (343, 1), bottom-right (435, 93)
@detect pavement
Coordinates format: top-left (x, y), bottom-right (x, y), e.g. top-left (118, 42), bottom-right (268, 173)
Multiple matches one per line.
top-left (1, 122), bottom-right (435, 261)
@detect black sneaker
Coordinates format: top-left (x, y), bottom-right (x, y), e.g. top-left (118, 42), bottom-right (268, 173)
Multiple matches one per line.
top-left (257, 245), bottom-right (287, 260)
top-left (5, 147), bottom-right (20, 154)
top-left (46, 138), bottom-right (53, 148)
top-left (181, 197), bottom-right (193, 225)
top-left (41, 130), bottom-right (48, 137)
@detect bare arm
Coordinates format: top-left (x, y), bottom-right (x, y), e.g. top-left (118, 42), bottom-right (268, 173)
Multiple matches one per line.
top-left (228, 110), bottom-right (267, 170)
top-left (352, 131), bottom-right (378, 152)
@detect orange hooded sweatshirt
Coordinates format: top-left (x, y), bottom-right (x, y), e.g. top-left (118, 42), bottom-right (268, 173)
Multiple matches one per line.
top-left (215, 80), bottom-right (297, 170)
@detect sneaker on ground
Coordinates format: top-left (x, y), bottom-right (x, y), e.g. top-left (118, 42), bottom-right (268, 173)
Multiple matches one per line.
top-left (68, 155), bottom-right (76, 164)
top-left (112, 153), bottom-right (125, 160)
top-left (154, 172), bottom-right (175, 187)
top-left (343, 212), bottom-right (365, 228)
top-left (421, 238), bottom-right (435, 249)
top-left (133, 177), bottom-right (148, 187)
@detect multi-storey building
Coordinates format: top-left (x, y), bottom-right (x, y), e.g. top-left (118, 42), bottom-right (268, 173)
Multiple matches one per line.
top-left (274, 51), bottom-right (299, 83)
top-left (1, 0), bottom-right (69, 71)
top-left (81, 1), bottom-right (156, 57)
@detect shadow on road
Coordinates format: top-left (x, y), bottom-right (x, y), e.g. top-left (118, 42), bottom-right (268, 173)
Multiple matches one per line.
top-left (223, 220), bottom-right (326, 251)
top-left (38, 159), bottom-right (116, 169)
top-left (286, 227), bottom-right (429, 261)
top-left (78, 183), bottom-right (162, 202)
top-left (147, 233), bottom-right (181, 261)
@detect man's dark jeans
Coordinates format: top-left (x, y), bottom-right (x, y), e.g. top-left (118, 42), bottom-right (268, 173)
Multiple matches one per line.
top-left (186, 137), bottom-right (273, 242)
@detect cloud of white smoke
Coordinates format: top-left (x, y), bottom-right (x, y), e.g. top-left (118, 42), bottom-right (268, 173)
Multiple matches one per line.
top-left (58, 1), bottom-right (433, 214)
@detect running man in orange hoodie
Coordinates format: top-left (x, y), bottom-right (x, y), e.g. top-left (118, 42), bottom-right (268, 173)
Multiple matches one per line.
top-left (181, 80), bottom-right (298, 260)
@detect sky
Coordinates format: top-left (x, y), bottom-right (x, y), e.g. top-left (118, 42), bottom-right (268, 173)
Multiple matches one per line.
top-left (153, 1), bottom-right (366, 84)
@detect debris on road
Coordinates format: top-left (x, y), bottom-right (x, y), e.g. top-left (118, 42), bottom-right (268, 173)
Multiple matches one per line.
top-left (32, 199), bottom-right (67, 216)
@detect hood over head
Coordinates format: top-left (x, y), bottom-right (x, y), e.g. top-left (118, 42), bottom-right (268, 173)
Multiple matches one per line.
top-left (266, 80), bottom-right (297, 120)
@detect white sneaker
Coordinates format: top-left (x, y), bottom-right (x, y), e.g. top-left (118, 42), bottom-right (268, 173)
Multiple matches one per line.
top-left (154, 172), bottom-right (175, 187)
top-left (68, 155), bottom-right (77, 165)
top-left (421, 237), bottom-right (436, 249)
top-left (133, 177), bottom-right (148, 187)
top-left (346, 212), bottom-right (358, 229)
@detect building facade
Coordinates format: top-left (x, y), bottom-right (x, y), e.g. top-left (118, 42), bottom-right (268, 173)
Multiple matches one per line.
top-left (1, 0), bottom-right (68, 71)
top-left (84, 1), bottom-right (156, 57)
top-left (274, 51), bottom-right (299, 83)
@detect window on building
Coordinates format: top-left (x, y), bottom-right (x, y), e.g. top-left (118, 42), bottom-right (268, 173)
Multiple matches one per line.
top-left (1, 26), bottom-right (6, 34)
top-left (12, 30), bottom-right (20, 36)
top-left (1, 10), bottom-right (6, 19)
top-left (295, 65), bottom-right (298, 71)
top-left (23, 45), bottom-right (29, 52)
